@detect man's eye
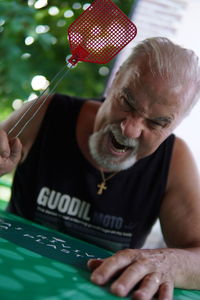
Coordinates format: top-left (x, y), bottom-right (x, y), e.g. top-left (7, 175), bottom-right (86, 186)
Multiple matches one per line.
top-left (120, 97), bottom-right (132, 110)
top-left (149, 120), bottom-right (164, 128)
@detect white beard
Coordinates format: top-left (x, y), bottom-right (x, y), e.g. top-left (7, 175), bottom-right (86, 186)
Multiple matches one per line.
top-left (88, 124), bottom-right (139, 172)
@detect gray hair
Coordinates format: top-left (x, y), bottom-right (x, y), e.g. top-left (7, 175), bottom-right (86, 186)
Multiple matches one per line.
top-left (121, 37), bottom-right (200, 114)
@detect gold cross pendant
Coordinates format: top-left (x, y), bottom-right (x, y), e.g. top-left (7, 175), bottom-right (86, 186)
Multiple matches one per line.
top-left (97, 182), bottom-right (107, 195)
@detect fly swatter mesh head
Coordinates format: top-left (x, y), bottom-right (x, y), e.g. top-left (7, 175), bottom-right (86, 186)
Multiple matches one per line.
top-left (68, 0), bottom-right (137, 65)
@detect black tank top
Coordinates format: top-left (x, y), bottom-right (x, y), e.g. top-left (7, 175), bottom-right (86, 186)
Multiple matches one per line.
top-left (8, 94), bottom-right (175, 252)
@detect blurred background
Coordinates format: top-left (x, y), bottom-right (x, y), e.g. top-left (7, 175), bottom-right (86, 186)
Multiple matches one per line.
top-left (0, 0), bottom-right (200, 247)
top-left (0, 0), bottom-right (135, 118)
top-left (0, 0), bottom-right (136, 203)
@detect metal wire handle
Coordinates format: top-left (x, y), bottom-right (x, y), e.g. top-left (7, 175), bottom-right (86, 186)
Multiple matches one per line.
top-left (8, 64), bottom-right (73, 138)
top-left (8, 0), bottom-right (137, 137)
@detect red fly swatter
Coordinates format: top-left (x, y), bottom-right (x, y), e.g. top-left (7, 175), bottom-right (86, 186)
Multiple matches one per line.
top-left (9, 0), bottom-right (137, 137)
top-left (68, 0), bottom-right (137, 65)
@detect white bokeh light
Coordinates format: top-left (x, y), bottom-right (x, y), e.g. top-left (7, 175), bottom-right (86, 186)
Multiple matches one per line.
top-left (48, 6), bottom-right (59, 16)
top-left (35, 25), bottom-right (49, 34)
top-left (83, 3), bottom-right (91, 10)
top-left (25, 36), bottom-right (35, 46)
top-left (64, 10), bottom-right (74, 18)
top-left (34, 0), bottom-right (48, 9)
top-left (21, 53), bottom-right (31, 60)
top-left (12, 99), bottom-right (23, 110)
top-left (0, 19), bottom-right (5, 26)
top-left (28, 93), bottom-right (38, 101)
top-left (31, 75), bottom-right (49, 91)
top-left (51, 36), bottom-right (57, 45)
top-left (57, 20), bottom-right (66, 27)
top-left (99, 66), bottom-right (109, 76)
top-left (28, 0), bottom-right (35, 6)
top-left (72, 3), bottom-right (82, 10)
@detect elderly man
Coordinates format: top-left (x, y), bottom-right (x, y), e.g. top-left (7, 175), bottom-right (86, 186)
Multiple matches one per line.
top-left (1, 37), bottom-right (200, 300)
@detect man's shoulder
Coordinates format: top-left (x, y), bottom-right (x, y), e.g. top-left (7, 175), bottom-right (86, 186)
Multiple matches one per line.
top-left (167, 135), bottom-right (198, 190)
top-left (50, 93), bottom-right (102, 112)
top-left (172, 136), bottom-right (193, 160)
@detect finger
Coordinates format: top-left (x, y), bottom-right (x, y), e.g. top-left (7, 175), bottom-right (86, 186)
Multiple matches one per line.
top-left (87, 259), bottom-right (104, 271)
top-left (158, 282), bottom-right (174, 300)
top-left (133, 273), bottom-right (160, 300)
top-left (110, 260), bottom-right (151, 297)
top-left (9, 138), bottom-right (22, 163)
top-left (90, 252), bottom-right (132, 285)
top-left (0, 129), bottom-right (10, 158)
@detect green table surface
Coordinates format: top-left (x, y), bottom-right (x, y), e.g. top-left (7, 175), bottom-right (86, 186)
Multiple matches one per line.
top-left (0, 210), bottom-right (200, 300)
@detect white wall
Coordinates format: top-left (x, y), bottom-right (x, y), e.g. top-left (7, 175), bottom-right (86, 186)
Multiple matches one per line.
top-left (173, 0), bottom-right (200, 171)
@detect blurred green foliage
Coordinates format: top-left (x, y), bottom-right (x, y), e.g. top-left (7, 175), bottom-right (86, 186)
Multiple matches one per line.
top-left (0, 0), bottom-right (135, 119)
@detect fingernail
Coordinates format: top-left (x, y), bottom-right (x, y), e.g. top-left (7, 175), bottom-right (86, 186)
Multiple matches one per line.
top-left (87, 260), bottom-right (92, 268)
top-left (111, 284), bottom-right (126, 296)
top-left (91, 274), bottom-right (104, 284)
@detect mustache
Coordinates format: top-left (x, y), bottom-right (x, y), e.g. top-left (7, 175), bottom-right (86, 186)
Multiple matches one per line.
top-left (110, 124), bottom-right (139, 149)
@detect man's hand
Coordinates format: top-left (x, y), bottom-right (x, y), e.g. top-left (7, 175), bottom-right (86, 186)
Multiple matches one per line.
top-left (0, 129), bottom-right (22, 176)
top-left (87, 248), bottom-right (176, 300)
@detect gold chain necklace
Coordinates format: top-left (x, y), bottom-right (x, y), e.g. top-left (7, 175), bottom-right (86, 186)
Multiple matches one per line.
top-left (97, 169), bottom-right (118, 195)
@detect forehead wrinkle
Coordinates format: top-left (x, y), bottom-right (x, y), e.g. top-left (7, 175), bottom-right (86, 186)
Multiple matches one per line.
top-left (122, 87), bottom-right (174, 122)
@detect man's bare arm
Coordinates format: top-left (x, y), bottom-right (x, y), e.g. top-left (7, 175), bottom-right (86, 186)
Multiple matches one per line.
top-left (87, 137), bottom-right (200, 300)
top-left (0, 94), bottom-right (53, 175)
top-left (159, 136), bottom-right (200, 288)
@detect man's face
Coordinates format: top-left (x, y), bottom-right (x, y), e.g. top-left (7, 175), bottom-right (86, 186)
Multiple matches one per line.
top-left (89, 66), bottom-right (186, 172)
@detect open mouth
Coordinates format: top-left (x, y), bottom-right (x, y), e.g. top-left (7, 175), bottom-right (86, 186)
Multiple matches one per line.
top-left (110, 133), bottom-right (133, 153)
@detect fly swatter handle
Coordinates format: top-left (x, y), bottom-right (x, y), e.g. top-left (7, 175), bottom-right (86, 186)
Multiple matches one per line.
top-left (68, 45), bottom-right (90, 65)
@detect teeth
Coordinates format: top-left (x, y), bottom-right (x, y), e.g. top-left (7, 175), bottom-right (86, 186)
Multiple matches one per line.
top-left (116, 148), bottom-right (127, 153)
top-left (111, 133), bottom-right (129, 152)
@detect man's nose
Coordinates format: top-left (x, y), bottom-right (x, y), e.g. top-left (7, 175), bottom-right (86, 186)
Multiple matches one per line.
top-left (120, 115), bottom-right (143, 139)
